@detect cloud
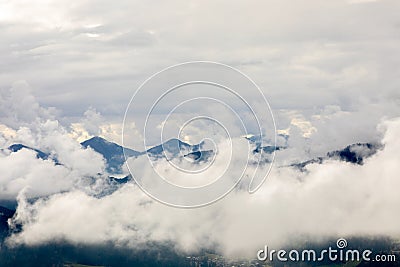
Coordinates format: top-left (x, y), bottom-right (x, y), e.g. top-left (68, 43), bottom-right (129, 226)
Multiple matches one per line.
top-left (0, 81), bottom-right (55, 130)
top-left (0, 85), bottom-right (107, 199)
top-left (68, 106), bottom-right (142, 147)
top-left (0, 0), bottom-right (399, 122)
top-left (7, 117), bottom-right (400, 258)
top-left (69, 107), bottom-right (104, 142)
top-left (0, 149), bottom-right (75, 200)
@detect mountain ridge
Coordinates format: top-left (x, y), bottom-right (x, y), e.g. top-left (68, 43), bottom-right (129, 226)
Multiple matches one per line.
top-left (81, 136), bottom-right (141, 174)
top-left (4, 137), bottom-right (382, 175)
top-left (291, 142), bottom-right (381, 170)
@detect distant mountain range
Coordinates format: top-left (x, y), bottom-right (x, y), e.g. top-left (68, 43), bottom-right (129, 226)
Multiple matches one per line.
top-left (4, 137), bottom-right (381, 176)
top-left (83, 137), bottom-right (214, 172)
top-left (5, 137), bottom-right (216, 175)
top-left (0, 137), bottom-right (383, 247)
top-left (146, 138), bottom-right (194, 158)
top-left (292, 143), bottom-right (381, 170)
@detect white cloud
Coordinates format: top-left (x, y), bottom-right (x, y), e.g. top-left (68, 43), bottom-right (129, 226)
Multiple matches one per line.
top-left (0, 149), bottom-right (75, 199)
top-left (7, 117), bottom-right (400, 258)
top-left (1, 0), bottom-right (399, 121)
top-left (0, 84), bottom-right (107, 199)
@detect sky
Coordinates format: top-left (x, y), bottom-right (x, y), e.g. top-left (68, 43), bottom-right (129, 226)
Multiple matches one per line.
top-left (0, 0), bottom-right (399, 118)
top-left (0, 0), bottom-right (399, 149)
top-left (1, 0), bottom-right (400, 260)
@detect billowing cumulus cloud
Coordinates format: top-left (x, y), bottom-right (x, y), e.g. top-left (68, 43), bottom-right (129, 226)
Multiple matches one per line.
top-left (6, 117), bottom-right (400, 258)
top-left (0, 149), bottom-right (74, 199)
top-left (0, 85), bottom-right (106, 200)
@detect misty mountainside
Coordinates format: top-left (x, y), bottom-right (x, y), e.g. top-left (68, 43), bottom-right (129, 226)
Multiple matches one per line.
top-left (184, 150), bottom-right (214, 162)
top-left (327, 142), bottom-right (379, 164)
top-left (145, 138), bottom-right (208, 159)
top-left (0, 206), bottom-right (14, 238)
top-left (81, 136), bottom-right (142, 174)
top-left (3, 137), bottom-right (214, 176)
top-left (8, 144), bottom-right (50, 161)
top-left (244, 134), bottom-right (287, 155)
top-left (292, 143), bottom-right (381, 170)
top-left (253, 145), bottom-right (284, 154)
top-left (146, 138), bottom-right (192, 157)
top-left (5, 137), bottom-right (381, 177)
top-left (82, 137), bottom-right (214, 172)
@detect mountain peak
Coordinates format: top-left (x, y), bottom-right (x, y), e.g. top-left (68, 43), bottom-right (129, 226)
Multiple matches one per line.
top-left (292, 142), bottom-right (381, 170)
top-left (146, 138), bottom-right (194, 156)
top-left (81, 136), bottom-right (141, 174)
top-left (84, 136), bottom-right (111, 144)
top-left (8, 144), bottom-right (49, 160)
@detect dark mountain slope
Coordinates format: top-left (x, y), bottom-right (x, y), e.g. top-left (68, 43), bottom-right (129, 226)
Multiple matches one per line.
top-left (81, 136), bottom-right (141, 174)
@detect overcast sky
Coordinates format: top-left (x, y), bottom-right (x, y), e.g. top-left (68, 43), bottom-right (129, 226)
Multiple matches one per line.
top-left (2, 1), bottom-right (400, 257)
top-left (1, 0), bottom-right (399, 120)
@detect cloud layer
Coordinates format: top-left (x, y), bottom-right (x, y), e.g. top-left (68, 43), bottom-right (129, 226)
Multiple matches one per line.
top-left (7, 117), bottom-right (400, 258)
top-left (0, 85), bottom-right (106, 200)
